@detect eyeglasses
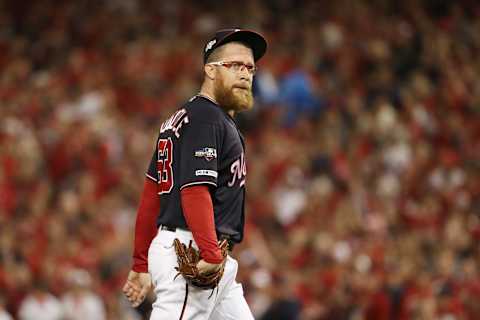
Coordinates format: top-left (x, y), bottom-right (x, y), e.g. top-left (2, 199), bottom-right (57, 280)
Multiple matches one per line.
top-left (207, 61), bottom-right (257, 75)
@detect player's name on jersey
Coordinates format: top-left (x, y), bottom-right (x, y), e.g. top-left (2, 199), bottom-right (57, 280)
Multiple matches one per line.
top-left (160, 108), bottom-right (189, 138)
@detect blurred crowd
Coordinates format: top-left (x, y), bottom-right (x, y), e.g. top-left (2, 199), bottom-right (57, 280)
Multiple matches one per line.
top-left (1, 0), bottom-right (480, 319)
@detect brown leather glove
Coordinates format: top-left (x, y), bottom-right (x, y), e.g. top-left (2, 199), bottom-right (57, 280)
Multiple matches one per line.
top-left (173, 239), bottom-right (229, 290)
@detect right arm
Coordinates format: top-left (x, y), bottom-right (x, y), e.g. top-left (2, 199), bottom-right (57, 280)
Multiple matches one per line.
top-left (123, 177), bottom-right (159, 307)
top-left (132, 177), bottom-right (160, 273)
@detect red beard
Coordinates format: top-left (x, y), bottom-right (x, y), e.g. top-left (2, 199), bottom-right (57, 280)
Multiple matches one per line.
top-left (214, 77), bottom-right (253, 112)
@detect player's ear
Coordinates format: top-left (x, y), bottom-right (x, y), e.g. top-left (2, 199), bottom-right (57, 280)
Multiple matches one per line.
top-left (204, 64), bottom-right (216, 80)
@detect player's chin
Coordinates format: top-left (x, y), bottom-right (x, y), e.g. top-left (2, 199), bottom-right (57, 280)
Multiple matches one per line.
top-left (233, 101), bottom-right (254, 112)
top-left (234, 94), bottom-right (254, 112)
top-left (242, 103), bottom-right (254, 111)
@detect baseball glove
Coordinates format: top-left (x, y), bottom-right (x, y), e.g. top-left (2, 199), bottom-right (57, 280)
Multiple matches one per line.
top-left (173, 238), bottom-right (229, 290)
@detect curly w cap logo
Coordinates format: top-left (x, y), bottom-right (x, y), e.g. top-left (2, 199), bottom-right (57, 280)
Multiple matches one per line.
top-left (195, 147), bottom-right (217, 161)
top-left (205, 39), bottom-right (216, 52)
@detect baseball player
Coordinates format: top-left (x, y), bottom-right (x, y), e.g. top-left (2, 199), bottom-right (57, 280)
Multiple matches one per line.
top-left (123, 29), bottom-right (267, 319)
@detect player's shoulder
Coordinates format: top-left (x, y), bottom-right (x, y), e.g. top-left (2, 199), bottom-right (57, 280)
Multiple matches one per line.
top-left (184, 95), bottom-right (226, 125)
top-left (158, 95), bottom-right (227, 138)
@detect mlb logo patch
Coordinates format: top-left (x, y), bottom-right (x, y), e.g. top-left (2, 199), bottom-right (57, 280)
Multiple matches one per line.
top-left (205, 39), bottom-right (216, 52)
top-left (195, 147), bottom-right (217, 161)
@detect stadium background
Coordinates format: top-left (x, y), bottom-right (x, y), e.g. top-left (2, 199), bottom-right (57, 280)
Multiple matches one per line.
top-left (1, 0), bottom-right (480, 319)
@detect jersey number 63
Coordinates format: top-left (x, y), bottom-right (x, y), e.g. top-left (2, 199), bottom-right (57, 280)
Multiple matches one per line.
top-left (157, 138), bottom-right (174, 194)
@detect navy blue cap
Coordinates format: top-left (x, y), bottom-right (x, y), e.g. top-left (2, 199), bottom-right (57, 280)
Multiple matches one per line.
top-left (203, 28), bottom-right (267, 64)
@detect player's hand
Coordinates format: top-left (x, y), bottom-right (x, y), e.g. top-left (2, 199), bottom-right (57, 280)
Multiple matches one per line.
top-left (196, 259), bottom-right (222, 275)
top-left (122, 270), bottom-right (152, 308)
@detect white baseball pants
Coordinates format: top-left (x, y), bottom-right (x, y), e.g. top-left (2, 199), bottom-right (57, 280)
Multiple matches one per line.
top-left (148, 228), bottom-right (254, 320)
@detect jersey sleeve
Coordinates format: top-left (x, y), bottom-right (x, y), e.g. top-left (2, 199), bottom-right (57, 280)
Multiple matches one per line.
top-left (178, 121), bottom-right (220, 190)
top-left (146, 140), bottom-right (158, 183)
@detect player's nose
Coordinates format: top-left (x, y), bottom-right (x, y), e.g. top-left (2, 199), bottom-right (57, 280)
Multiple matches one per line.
top-left (238, 69), bottom-right (252, 81)
top-left (237, 76), bottom-right (251, 87)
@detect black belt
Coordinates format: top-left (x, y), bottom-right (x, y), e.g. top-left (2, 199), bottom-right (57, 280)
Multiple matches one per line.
top-left (160, 225), bottom-right (177, 232)
top-left (160, 225), bottom-right (235, 251)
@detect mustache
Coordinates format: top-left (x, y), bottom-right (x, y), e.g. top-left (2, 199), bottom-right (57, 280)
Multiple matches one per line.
top-left (233, 84), bottom-right (251, 90)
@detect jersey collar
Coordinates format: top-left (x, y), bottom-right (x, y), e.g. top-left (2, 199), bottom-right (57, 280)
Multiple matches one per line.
top-left (195, 93), bottom-right (218, 106)
top-left (195, 94), bottom-right (238, 123)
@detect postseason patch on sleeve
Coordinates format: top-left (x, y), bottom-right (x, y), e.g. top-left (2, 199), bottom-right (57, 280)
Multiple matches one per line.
top-left (195, 170), bottom-right (218, 178)
top-left (194, 147), bottom-right (217, 161)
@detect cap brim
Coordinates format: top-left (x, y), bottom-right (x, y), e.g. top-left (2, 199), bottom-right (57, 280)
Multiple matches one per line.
top-left (217, 30), bottom-right (267, 62)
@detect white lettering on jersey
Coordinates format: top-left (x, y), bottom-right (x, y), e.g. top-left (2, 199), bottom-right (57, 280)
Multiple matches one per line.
top-left (195, 170), bottom-right (218, 178)
top-left (160, 109), bottom-right (189, 138)
top-left (228, 153), bottom-right (247, 187)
